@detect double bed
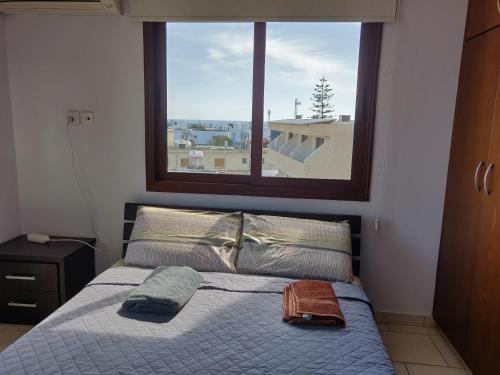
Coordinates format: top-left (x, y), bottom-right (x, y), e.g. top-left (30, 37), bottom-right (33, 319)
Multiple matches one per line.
top-left (0, 203), bottom-right (393, 374)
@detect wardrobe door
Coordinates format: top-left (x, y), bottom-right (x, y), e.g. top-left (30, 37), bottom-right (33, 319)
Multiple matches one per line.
top-left (433, 30), bottom-right (497, 355)
top-left (465, 27), bottom-right (500, 374)
top-left (466, 0), bottom-right (500, 39)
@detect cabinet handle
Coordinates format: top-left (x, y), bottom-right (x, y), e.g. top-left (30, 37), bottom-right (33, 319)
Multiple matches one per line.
top-left (498, 0), bottom-right (500, 14)
top-left (483, 163), bottom-right (495, 196)
top-left (5, 275), bottom-right (36, 281)
top-left (7, 302), bottom-right (38, 309)
top-left (474, 161), bottom-right (484, 192)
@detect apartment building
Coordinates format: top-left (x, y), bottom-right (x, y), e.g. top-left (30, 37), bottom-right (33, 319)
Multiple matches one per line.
top-left (268, 119), bottom-right (354, 179)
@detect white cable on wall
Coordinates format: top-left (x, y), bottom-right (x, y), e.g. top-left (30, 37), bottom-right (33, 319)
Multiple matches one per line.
top-left (66, 122), bottom-right (99, 238)
top-left (65, 115), bottom-right (108, 256)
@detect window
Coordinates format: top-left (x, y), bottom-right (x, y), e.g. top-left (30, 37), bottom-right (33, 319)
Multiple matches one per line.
top-left (316, 137), bottom-right (325, 149)
top-left (214, 158), bottom-right (225, 169)
top-left (144, 22), bottom-right (381, 200)
top-left (166, 23), bottom-right (252, 175)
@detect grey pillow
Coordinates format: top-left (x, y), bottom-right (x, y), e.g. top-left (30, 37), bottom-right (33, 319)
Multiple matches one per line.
top-left (236, 213), bottom-right (353, 282)
top-left (124, 206), bottom-right (241, 273)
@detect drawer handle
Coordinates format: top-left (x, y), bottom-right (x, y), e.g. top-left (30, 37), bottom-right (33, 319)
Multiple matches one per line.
top-left (7, 302), bottom-right (38, 309)
top-left (5, 275), bottom-right (36, 281)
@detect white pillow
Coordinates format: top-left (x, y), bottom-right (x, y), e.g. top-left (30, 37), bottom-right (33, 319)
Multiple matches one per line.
top-left (124, 206), bottom-right (241, 273)
top-left (236, 213), bottom-right (353, 282)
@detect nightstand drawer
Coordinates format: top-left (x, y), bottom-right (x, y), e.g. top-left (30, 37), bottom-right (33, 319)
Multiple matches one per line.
top-left (0, 262), bottom-right (58, 292)
top-left (0, 290), bottom-right (59, 324)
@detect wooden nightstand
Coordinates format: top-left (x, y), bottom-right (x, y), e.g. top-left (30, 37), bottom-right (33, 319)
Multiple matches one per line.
top-left (0, 235), bottom-right (95, 325)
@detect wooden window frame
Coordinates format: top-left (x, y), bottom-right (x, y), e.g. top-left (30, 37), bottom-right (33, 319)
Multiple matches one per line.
top-left (144, 22), bottom-right (382, 200)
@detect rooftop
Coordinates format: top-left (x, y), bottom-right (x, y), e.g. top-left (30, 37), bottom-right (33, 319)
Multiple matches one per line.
top-left (269, 118), bottom-right (337, 126)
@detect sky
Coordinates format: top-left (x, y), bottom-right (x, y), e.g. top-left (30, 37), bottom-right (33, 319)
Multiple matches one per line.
top-left (166, 22), bottom-right (361, 122)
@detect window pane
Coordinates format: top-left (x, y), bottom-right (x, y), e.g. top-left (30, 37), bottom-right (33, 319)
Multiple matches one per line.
top-left (166, 23), bottom-right (254, 175)
top-left (263, 23), bottom-right (361, 180)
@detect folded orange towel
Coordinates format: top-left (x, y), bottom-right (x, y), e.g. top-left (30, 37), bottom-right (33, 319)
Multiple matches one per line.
top-left (283, 280), bottom-right (345, 326)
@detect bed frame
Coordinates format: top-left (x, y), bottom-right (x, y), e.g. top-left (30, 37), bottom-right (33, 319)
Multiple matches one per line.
top-left (122, 202), bottom-right (362, 276)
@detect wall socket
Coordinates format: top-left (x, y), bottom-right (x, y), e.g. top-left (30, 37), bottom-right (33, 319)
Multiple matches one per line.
top-left (80, 111), bottom-right (94, 125)
top-left (66, 111), bottom-right (94, 126)
top-left (67, 111), bottom-right (80, 126)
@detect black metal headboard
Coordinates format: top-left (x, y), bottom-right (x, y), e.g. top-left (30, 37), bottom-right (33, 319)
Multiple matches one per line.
top-left (122, 202), bottom-right (362, 276)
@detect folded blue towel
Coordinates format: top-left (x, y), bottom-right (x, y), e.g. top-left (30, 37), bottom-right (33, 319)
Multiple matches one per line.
top-left (122, 266), bottom-right (202, 316)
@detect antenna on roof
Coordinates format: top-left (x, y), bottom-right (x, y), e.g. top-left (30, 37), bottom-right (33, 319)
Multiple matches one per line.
top-left (294, 98), bottom-right (302, 119)
top-left (267, 109), bottom-right (271, 123)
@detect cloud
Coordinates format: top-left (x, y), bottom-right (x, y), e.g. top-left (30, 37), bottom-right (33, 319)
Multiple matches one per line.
top-left (266, 38), bottom-right (358, 94)
top-left (207, 48), bottom-right (227, 61)
top-left (167, 24), bottom-right (359, 119)
top-left (200, 28), bottom-right (358, 97)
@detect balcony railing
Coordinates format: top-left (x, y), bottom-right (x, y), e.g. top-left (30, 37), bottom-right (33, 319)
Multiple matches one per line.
top-left (290, 137), bottom-right (314, 162)
top-left (270, 133), bottom-right (329, 165)
top-left (269, 133), bottom-right (285, 151)
top-left (280, 135), bottom-right (299, 156)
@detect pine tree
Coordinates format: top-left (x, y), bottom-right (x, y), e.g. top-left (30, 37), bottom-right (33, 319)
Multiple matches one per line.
top-left (310, 77), bottom-right (334, 119)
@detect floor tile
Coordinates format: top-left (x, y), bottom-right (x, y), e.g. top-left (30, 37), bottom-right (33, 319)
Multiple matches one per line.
top-left (388, 324), bottom-right (440, 336)
top-left (381, 332), bottom-right (446, 366)
top-left (423, 317), bottom-right (438, 328)
top-left (375, 312), bottom-right (426, 327)
top-left (393, 362), bottom-right (410, 375)
top-left (378, 323), bottom-right (390, 332)
top-left (0, 330), bottom-right (26, 352)
top-left (430, 335), bottom-right (463, 368)
top-left (406, 364), bottom-right (468, 375)
top-left (0, 323), bottom-right (33, 332)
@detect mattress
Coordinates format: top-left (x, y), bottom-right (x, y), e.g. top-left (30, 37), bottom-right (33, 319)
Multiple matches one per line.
top-left (0, 266), bottom-right (394, 374)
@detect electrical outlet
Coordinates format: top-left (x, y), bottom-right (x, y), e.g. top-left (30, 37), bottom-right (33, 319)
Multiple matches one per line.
top-left (80, 111), bottom-right (94, 125)
top-left (67, 111), bottom-right (80, 126)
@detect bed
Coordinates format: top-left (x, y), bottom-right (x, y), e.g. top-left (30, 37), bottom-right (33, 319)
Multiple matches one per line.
top-left (0, 203), bottom-right (394, 375)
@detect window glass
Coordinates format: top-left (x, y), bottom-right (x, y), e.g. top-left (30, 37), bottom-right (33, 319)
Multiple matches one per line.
top-left (264, 23), bottom-right (361, 180)
top-left (166, 23), bottom-right (254, 175)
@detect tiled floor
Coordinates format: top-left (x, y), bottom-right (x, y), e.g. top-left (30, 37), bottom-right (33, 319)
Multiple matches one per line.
top-left (0, 323), bottom-right (33, 352)
top-left (376, 313), bottom-right (472, 375)
top-left (0, 317), bottom-right (472, 375)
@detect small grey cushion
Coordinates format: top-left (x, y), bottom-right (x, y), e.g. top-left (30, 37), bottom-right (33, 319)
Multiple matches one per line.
top-left (236, 213), bottom-right (353, 282)
top-left (122, 266), bottom-right (202, 315)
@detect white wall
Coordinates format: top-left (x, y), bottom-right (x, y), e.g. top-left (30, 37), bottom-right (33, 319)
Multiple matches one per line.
top-left (0, 15), bottom-right (20, 243)
top-left (4, 0), bottom-right (468, 315)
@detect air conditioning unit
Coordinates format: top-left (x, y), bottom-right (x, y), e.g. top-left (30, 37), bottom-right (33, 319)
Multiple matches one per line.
top-left (0, 0), bottom-right (121, 15)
